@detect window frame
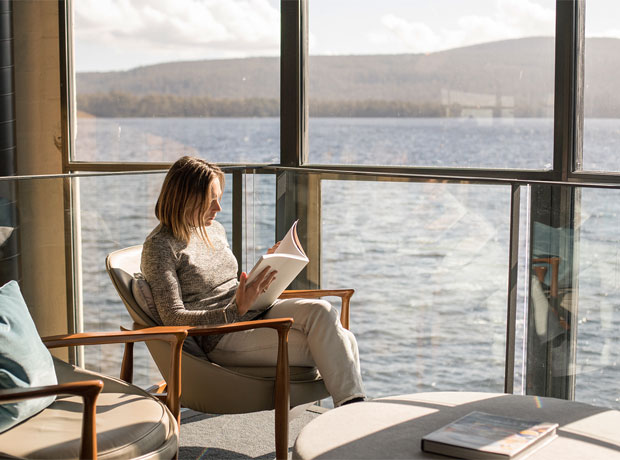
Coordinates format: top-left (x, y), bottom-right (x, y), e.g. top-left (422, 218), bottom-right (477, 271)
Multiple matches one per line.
top-left (57, 0), bottom-right (620, 398)
top-left (59, 0), bottom-right (619, 185)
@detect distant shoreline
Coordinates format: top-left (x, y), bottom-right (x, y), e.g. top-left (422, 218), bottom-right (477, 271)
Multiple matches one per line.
top-left (77, 92), bottom-right (555, 118)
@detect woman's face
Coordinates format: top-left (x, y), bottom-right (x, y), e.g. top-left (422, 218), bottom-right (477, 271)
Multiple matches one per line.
top-left (202, 178), bottom-right (223, 226)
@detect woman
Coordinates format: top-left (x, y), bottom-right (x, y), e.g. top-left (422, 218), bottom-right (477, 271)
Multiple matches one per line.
top-left (141, 156), bottom-right (365, 406)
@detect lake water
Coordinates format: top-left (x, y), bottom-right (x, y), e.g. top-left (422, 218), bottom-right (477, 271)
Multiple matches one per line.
top-left (76, 117), bottom-right (619, 409)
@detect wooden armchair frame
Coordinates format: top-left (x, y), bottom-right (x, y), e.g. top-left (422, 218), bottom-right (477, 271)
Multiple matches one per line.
top-left (0, 326), bottom-right (188, 460)
top-left (121, 317), bottom-right (293, 460)
top-left (0, 380), bottom-right (103, 459)
top-left (119, 289), bottom-right (354, 460)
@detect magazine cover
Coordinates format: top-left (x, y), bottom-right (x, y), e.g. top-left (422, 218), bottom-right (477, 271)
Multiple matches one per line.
top-left (421, 411), bottom-right (558, 459)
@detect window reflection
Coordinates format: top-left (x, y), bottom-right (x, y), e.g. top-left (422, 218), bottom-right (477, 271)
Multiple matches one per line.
top-left (527, 185), bottom-right (620, 409)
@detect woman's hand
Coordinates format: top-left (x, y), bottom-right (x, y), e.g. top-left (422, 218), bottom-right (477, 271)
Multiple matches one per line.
top-left (266, 241), bottom-right (281, 254)
top-left (235, 266), bottom-right (277, 316)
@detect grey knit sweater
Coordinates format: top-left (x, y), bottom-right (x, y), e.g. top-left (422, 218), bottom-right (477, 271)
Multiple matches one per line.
top-left (141, 221), bottom-right (256, 352)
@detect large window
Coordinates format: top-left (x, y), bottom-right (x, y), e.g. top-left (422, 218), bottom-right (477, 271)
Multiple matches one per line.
top-left (72, 0), bottom-right (281, 163)
top-left (60, 0), bottom-right (620, 409)
top-left (308, 0), bottom-right (556, 168)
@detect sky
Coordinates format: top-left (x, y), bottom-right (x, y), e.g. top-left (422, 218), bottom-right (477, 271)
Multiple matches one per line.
top-left (74, 0), bottom-right (620, 72)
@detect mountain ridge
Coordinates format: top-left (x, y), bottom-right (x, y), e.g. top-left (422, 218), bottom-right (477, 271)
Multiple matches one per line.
top-left (76, 37), bottom-right (620, 117)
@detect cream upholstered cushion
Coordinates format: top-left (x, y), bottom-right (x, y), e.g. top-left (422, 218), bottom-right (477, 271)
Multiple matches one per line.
top-left (131, 274), bottom-right (207, 358)
top-left (131, 274), bottom-right (158, 322)
top-left (0, 358), bottom-right (178, 460)
top-left (0, 394), bottom-right (174, 460)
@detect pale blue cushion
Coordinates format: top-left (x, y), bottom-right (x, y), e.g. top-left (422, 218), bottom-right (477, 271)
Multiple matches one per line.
top-left (0, 280), bottom-right (57, 433)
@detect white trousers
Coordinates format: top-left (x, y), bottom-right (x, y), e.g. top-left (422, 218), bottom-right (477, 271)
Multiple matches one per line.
top-left (207, 297), bottom-right (365, 406)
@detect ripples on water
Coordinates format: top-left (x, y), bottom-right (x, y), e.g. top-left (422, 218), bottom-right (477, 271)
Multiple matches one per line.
top-left (77, 117), bottom-right (619, 409)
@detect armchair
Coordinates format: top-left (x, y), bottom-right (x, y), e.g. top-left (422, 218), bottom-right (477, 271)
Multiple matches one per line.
top-left (0, 327), bottom-right (186, 459)
top-left (106, 245), bottom-right (355, 460)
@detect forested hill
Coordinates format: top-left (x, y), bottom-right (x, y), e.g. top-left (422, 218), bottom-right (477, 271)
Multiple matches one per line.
top-left (76, 37), bottom-right (620, 117)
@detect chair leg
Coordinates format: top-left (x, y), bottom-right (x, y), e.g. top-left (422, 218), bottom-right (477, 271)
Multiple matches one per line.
top-left (274, 324), bottom-right (291, 460)
top-left (120, 342), bottom-right (134, 383)
top-left (275, 402), bottom-right (289, 460)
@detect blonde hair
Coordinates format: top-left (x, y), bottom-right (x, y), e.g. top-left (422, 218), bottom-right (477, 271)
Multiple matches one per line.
top-left (155, 156), bottom-right (225, 245)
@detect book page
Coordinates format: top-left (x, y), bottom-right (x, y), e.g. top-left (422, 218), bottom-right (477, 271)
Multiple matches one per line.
top-left (274, 220), bottom-right (306, 258)
top-left (248, 253), bottom-right (309, 309)
top-left (246, 220), bottom-right (309, 310)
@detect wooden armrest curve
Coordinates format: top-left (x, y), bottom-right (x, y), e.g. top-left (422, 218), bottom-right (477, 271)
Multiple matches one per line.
top-left (42, 326), bottom-right (186, 429)
top-left (0, 380), bottom-right (103, 460)
top-left (279, 289), bottom-right (354, 330)
top-left (279, 288), bottom-right (354, 299)
top-left (0, 379), bottom-right (103, 404)
top-left (121, 318), bottom-right (293, 337)
top-left (41, 326), bottom-right (188, 349)
top-left (186, 317), bottom-right (293, 337)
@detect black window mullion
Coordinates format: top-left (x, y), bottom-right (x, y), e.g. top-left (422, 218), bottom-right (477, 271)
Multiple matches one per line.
top-left (280, 0), bottom-right (304, 167)
top-left (553, 0), bottom-right (583, 180)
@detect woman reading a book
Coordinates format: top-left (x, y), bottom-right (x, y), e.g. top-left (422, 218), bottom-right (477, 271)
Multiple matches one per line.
top-left (141, 156), bottom-right (365, 406)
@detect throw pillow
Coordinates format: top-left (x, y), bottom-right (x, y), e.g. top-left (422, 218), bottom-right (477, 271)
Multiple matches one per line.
top-left (0, 280), bottom-right (57, 433)
top-left (131, 274), bottom-right (159, 323)
top-left (130, 275), bottom-right (206, 358)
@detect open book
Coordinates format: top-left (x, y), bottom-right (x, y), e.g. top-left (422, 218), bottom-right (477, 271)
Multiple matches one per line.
top-left (246, 220), bottom-right (308, 310)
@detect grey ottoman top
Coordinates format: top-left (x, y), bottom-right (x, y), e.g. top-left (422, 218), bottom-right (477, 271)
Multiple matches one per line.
top-left (293, 392), bottom-right (620, 459)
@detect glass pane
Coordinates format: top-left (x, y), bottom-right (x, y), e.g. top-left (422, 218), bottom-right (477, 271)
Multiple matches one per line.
top-left (241, 172), bottom-right (277, 274)
top-left (73, 1), bottom-right (280, 163)
top-left (321, 180), bottom-right (512, 398)
top-left (582, 1), bottom-right (620, 172)
top-left (575, 188), bottom-right (620, 408)
top-left (308, 0), bottom-right (556, 168)
top-left (526, 185), bottom-right (619, 409)
top-left (526, 185), bottom-right (577, 398)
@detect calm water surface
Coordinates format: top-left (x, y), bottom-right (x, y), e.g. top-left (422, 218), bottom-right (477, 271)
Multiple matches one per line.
top-left (77, 117), bottom-right (619, 409)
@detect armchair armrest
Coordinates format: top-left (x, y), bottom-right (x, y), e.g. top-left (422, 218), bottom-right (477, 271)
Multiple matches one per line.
top-left (41, 326), bottom-right (189, 348)
top-left (279, 289), bottom-right (354, 329)
top-left (0, 380), bottom-right (103, 460)
top-left (185, 317), bottom-right (293, 336)
top-left (41, 327), bottom-right (188, 426)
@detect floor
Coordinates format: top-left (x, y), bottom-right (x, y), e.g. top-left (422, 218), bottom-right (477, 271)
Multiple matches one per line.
top-left (178, 405), bottom-right (326, 459)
